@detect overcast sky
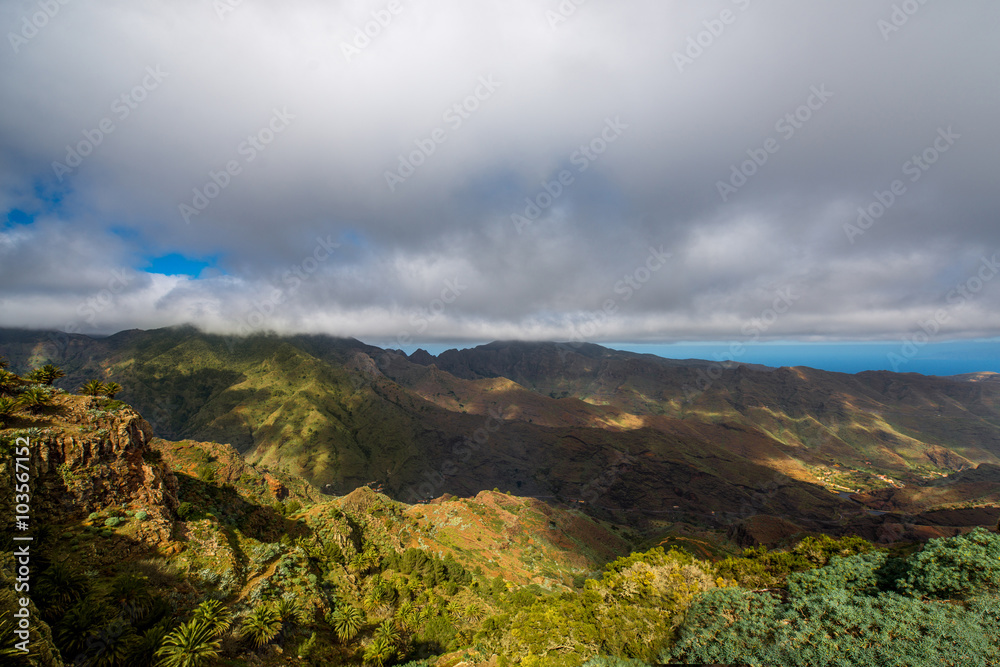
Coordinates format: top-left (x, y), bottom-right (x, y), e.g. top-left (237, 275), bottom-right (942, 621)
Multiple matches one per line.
top-left (2, 0), bottom-right (999, 353)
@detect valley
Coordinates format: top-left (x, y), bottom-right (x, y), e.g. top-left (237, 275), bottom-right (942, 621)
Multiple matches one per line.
top-left (1, 327), bottom-right (999, 665)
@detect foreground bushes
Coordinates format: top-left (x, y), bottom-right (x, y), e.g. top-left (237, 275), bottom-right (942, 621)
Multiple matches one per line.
top-left (477, 546), bottom-right (720, 666)
top-left (666, 528), bottom-right (1000, 667)
top-left (500, 529), bottom-right (1000, 667)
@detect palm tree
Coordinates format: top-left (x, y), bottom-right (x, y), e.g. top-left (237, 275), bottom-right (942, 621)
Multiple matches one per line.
top-left (192, 600), bottom-right (232, 638)
top-left (373, 619), bottom-right (399, 646)
top-left (0, 369), bottom-right (22, 395)
top-left (28, 364), bottom-right (65, 385)
top-left (102, 381), bottom-right (122, 398)
top-left (0, 616), bottom-right (21, 660)
top-left (17, 386), bottom-right (52, 413)
top-left (463, 601), bottom-right (486, 622)
top-left (55, 596), bottom-right (106, 660)
top-left (240, 604), bottom-right (280, 649)
top-left (36, 562), bottom-right (90, 619)
top-left (363, 635), bottom-right (396, 667)
top-left (110, 572), bottom-right (153, 623)
top-left (127, 624), bottom-right (168, 666)
top-left (363, 585), bottom-right (385, 612)
top-left (156, 618), bottom-right (221, 667)
top-left (273, 597), bottom-right (300, 637)
top-left (329, 604), bottom-right (364, 643)
top-left (79, 379), bottom-right (107, 397)
top-left (87, 617), bottom-right (138, 667)
top-left (0, 397), bottom-right (16, 426)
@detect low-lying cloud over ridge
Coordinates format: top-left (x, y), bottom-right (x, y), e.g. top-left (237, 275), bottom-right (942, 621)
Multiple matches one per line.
top-left (2, 0), bottom-right (999, 346)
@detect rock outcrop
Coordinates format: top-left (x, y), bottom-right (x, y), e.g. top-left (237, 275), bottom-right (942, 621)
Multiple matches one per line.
top-left (10, 395), bottom-right (178, 537)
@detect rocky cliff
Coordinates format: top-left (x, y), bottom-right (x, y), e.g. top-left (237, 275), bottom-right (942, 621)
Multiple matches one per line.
top-left (2, 393), bottom-right (178, 542)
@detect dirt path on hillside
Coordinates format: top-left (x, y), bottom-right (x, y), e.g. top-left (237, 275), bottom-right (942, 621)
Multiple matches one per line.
top-left (235, 558), bottom-right (281, 603)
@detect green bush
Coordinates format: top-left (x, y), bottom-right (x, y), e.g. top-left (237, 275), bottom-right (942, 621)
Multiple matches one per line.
top-left (669, 587), bottom-right (1000, 666)
top-left (104, 517), bottom-right (124, 527)
top-left (786, 551), bottom-right (888, 598)
top-left (716, 534), bottom-right (874, 589)
top-left (177, 502), bottom-right (197, 520)
top-left (898, 527), bottom-right (1000, 599)
top-left (583, 657), bottom-right (651, 667)
top-left (668, 531), bottom-right (1000, 667)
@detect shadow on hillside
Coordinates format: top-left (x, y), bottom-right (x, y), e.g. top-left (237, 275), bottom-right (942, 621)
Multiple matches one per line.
top-left (1, 403), bottom-right (69, 430)
top-left (175, 472), bottom-right (311, 544)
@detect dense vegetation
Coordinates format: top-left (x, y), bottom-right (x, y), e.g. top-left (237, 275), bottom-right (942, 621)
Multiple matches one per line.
top-left (667, 528), bottom-right (1000, 666)
top-left (1, 357), bottom-right (999, 666)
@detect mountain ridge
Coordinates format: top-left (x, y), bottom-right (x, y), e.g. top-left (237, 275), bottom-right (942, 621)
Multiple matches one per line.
top-left (3, 326), bottom-right (999, 541)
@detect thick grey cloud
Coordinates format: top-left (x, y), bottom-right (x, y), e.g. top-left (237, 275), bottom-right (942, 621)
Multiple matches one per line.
top-left (1, 0), bottom-right (999, 344)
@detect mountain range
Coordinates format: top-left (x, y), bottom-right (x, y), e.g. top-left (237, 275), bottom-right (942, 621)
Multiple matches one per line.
top-left (3, 325), bottom-right (1000, 666)
top-left (2, 326), bottom-right (999, 543)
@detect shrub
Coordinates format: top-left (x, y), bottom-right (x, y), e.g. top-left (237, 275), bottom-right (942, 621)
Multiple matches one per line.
top-left (898, 527), bottom-right (1000, 599)
top-left (297, 631), bottom-right (317, 658)
top-left (786, 551), bottom-right (888, 598)
top-left (583, 658), bottom-right (651, 667)
top-left (142, 449), bottom-right (163, 464)
top-left (177, 502), bottom-right (197, 520)
top-left (668, 533), bottom-right (1000, 667)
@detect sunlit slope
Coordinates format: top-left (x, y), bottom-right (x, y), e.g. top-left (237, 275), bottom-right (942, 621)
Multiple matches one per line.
top-left (416, 342), bottom-right (1000, 483)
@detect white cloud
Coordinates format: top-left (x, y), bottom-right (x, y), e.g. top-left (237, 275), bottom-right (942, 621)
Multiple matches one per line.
top-left (2, 0), bottom-right (999, 342)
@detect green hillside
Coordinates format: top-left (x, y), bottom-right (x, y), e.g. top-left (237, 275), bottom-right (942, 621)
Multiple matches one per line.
top-left (1, 353), bottom-right (999, 666)
top-left (3, 327), bottom-right (1000, 539)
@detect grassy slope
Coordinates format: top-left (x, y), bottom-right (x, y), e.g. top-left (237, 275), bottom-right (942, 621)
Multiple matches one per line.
top-left (3, 328), bottom-right (999, 529)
